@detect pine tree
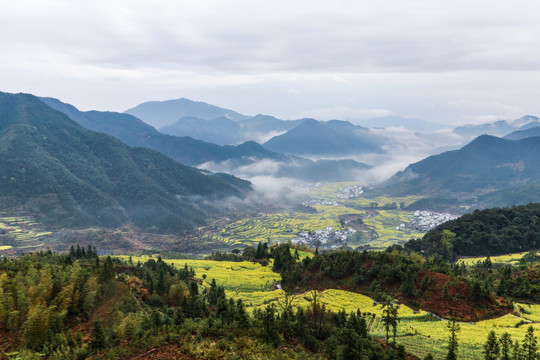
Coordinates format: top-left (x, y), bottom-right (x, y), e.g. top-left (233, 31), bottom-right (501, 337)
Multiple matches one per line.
top-left (513, 339), bottom-right (523, 360)
top-left (446, 320), bottom-right (460, 360)
top-left (89, 321), bottom-right (106, 351)
top-left (499, 332), bottom-right (512, 360)
top-left (522, 326), bottom-right (538, 360)
top-left (400, 268), bottom-right (418, 297)
top-left (382, 304), bottom-right (398, 344)
top-left (484, 330), bottom-right (500, 360)
top-left (442, 282), bottom-right (451, 300)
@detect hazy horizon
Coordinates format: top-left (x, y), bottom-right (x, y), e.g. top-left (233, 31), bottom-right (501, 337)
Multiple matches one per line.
top-left (2, 1), bottom-right (540, 126)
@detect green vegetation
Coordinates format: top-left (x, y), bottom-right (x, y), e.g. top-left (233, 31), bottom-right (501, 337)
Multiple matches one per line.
top-left (0, 92), bottom-right (251, 234)
top-left (200, 183), bottom-right (425, 250)
top-left (459, 252), bottom-right (530, 266)
top-left (406, 203), bottom-right (540, 259)
top-left (0, 250), bottom-right (406, 360)
top-left (42, 96), bottom-right (286, 167)
top-left (383, 135), bottom-right (540, 207)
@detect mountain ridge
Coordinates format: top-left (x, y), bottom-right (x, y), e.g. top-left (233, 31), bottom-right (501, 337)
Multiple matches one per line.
top-left (384, 135), bottom-right (540, 200)
top-left (40, 97), bottom-right (285, 166)
top-left (1, 92), bottom-right (251, 233)
top-left (125, 98), bottom-right (249, 128)
top-left (263, 118), bottom-right (383, 156)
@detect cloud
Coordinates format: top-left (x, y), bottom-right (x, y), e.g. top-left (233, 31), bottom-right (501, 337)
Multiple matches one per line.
top-left (297, 106), bottom-right (398, 122)
top-left (2, 0), bottom-right (540, 122)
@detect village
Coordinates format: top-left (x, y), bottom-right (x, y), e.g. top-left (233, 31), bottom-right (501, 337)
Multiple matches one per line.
top-left (292, 226), bottom-right (357, 249)
top-left (408, 210), bottom-right (458, 232)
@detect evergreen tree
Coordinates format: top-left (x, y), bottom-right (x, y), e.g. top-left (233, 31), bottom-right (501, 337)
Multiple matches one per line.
top-left (442, 282), bottom-right (451, 300)
top-left (522, 326), bottom-right (538, 360)
top-left (99, 256), bottom-right (115, 283)
top-left (499, 332), bottom-right (512, 360)
top-left (400, 268), bottom-right (418, 297)
top-left (446, 320), bottom-right (460, 360)
top-left (89, 321), bottom-right (106, 351)
top-left (382, 304), bottom-right (398, 344)
top-left (513, 340), bottom-right (523, 360)
top-left (484, 330), bottom-right (500, 360)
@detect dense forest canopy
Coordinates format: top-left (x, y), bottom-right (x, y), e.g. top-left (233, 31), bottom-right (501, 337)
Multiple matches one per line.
top-left (0, 92), bottom-right (251, 233)
top-left (406, 203), bottom-right (540, 259)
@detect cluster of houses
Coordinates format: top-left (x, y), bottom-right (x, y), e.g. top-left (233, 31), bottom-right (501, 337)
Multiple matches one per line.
top-left (302, 199), bottom-right (340, 207)
top-left (408, 210), bottom-right (458, 232)
top-left (292, 226), bottom-right (357, 249)
top-left (336, 185), bottom-right (364, 199)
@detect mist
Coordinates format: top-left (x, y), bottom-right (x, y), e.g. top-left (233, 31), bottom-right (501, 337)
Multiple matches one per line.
top-left (196, 123), bottom-right (473, 211)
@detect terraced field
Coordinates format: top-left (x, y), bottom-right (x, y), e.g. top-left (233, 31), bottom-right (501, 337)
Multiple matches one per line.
top-left (0, 213), bottom-right (52, 254)
top-left (201, 205), bottom-right (363, 247)
top-left (199, 182), bottom-right (425, 250)
top-left (459, 252), bottom-right (529, 266)
top-left (120, 255), bottom-right (539, 360)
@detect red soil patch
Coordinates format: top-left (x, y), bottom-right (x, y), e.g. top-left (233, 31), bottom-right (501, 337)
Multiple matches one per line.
top-left (401, 271), bottom-right (511, 321)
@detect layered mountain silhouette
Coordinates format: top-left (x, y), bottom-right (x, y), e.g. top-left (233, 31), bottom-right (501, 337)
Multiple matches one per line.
top-left (263, 119), bottom-right (383, 156)
top-left (43, 98), bottom-right (373, 182)
top-left (1, 92), bottom-right (251, 233)
top-left (41, 97), bottom-right (284, 166)
top-left (384, 135), bottom-right (540, 200)
top-left (453, 116), bottom-right (540, 138)
top-left (159, 114), bottom-right (302, 145)
top-left (125, 98), bottom-right (248, 128)
top-left (503, 119), bottom-right (540, 141)
top-left (160, 116), bottom-right (244, 145)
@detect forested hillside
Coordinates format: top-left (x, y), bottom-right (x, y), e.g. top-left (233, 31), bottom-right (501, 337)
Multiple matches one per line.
top-left (384, 135), bottom-right (540, 201)
top-left (405, 203), bottom-right (540, 259)
top-left (0, 92), bottom-right (251, 233)
top-left (0, 250), bottom-right (398, 360)
top-left (276, 246), bottom-right (511, 321)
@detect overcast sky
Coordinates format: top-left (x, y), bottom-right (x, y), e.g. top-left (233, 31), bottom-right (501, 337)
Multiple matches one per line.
top-left (2, 0), bottom-right (540, 125)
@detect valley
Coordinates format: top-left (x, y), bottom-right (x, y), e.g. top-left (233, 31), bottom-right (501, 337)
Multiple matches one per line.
top-left (196, 183), bottom-right (436, 252)
top-left (1, 92), bottom-right (540, 360)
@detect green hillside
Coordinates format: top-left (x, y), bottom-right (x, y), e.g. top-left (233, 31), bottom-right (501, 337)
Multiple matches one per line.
top-left (384, 135), bottom-right (540, 209)
top-left (264, 119), bottom-right (383, 156)
top-left (406, 203), bottom-right (540, 259)
top-left (0, 92), bottom-right (251, 233)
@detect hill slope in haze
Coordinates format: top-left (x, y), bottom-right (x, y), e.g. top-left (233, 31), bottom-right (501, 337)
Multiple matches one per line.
top-left (503, 126), bottom-right (540, 140)
top-left (384, 135), bottom-right (540, 198)
top-left (42, 98), bottom-right (373, 182)
top-left (41, 97), bottom-right (285, 166)
top-left (453, 115), bottom-right (540, 138)
top-left (159, 114), bottom-right (302, 145)
top-left (1, 92), bottom-right (251, 233)
top-left (125, 98), bottom-right (248, 128)
top-left (160, 116), bottom-right (244, 145)
top-left (264, 119), bottom-right (383, 156)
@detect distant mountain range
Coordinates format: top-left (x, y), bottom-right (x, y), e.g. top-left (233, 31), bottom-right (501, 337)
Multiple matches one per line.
top-left (160, 114), bottom-right (302, 146)
top-left (263, 119), bottom-right (384, 156)
top-left (125, 98), bottom-right (248, 128)
top-left (357, 116), bottom-right (446, 132)
top-left (41, 97), bottom-right (285, 167)
top-left (383, 135), bottom-right (540, 208)
top-left (454, 115), bottom-right (540, 138)
top-left (0, 92), bottom-right (251, 233)
top-left (42, 95), bottom-right (540, 202)
top-left (43, 98), bottom-right (373, 182)
top-left (504, 126), bottom-right (540, 141)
